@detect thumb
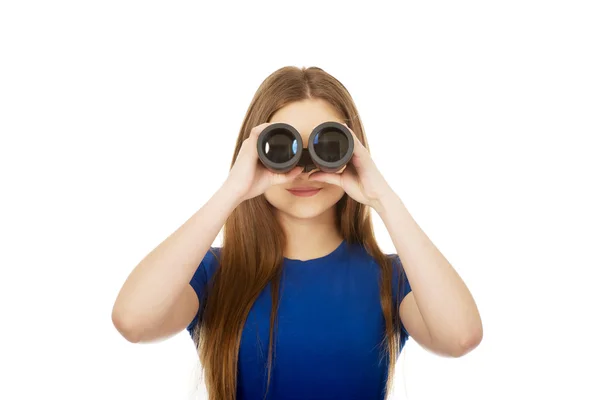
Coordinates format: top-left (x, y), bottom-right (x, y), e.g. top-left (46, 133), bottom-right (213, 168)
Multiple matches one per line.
top-left (285, 166), bottom-right (305, 181)
top-left (308, 172), bottom-right (342, 187)
top-left (272, 166), bottom-right (304, 185)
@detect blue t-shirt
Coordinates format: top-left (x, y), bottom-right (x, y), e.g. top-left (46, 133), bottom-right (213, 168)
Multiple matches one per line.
top-left (186, 239), bottom-right (412, 400)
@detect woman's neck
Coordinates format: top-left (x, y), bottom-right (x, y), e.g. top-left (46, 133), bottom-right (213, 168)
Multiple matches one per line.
top-left (275, 208), bottom-right (343, 261)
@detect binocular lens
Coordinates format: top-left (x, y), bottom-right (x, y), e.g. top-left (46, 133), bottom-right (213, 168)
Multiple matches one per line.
top-left (262, 128), bottom-right (298, 164)
top-left (313, 129), bottom-right (349, 163)
top-left (256, 121), bottom-right (353, 174)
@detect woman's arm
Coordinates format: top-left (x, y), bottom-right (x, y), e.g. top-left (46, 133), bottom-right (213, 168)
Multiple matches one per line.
top-left (111, 181), bottom-right (241, 343)
top-left (306, 124), bottom-right (483, 357)
top-left (112, 123), bottom-right (304, 343)
top-left (376, 192), bottom-right (483, 357)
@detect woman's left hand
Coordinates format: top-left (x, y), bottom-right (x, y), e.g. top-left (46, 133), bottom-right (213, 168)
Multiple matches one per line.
top-left (308, 123), bottom-right (395, 213)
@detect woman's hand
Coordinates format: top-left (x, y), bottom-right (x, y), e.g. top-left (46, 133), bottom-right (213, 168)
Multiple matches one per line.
top-left (224, 123), bottom-right (304, 204)
top-left (308, 123), bottom-right (395, 213)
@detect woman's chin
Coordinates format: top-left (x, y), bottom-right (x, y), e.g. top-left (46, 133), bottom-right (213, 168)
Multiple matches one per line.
top-left (280, 203), bottom-right (328, 219)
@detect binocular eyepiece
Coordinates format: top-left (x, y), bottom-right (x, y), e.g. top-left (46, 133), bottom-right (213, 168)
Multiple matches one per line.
top-left (257, 121), bottom-right (354, 174)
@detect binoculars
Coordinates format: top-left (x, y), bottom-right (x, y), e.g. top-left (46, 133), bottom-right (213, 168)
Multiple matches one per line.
top-left (257, 121), bottom-right (354, 174)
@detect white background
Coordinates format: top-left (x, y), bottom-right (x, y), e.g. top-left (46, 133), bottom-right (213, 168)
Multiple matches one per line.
top-left (1, 1), bottom-right (599, 399)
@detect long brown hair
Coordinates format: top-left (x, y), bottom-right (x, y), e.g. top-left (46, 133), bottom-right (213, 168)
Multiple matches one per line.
top-left (191, 66), bottom-right (406, 400)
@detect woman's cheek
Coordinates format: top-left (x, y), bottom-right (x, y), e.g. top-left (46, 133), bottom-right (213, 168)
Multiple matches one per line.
top-left (321, 185), bottom-right (345, 204)
top-left (263, 186), bottom-right (285, 207)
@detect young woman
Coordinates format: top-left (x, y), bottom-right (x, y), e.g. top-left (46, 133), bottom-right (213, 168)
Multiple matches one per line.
top-left (112, 66), bottom-right (483, 400)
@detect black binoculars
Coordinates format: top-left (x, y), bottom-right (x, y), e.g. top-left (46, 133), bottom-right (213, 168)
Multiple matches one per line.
top-left (257, 121), bottom-right (354, 174)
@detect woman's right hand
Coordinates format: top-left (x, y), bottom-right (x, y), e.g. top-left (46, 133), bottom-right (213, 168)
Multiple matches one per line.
top-left (224, 122), bottom-right (304, 203)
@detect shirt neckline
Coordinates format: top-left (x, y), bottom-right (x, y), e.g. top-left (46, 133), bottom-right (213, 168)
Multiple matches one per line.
top-left (284, 238), bottom-right (347, 264)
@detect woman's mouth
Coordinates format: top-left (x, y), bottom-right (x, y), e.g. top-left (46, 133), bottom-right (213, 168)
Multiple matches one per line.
top-left (286, 187), bottom-right (322, 197)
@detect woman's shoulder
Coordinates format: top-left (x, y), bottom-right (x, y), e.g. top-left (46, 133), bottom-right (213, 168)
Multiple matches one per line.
top-left (346, 241), bottom-right (399, 265)
top-left (200, 246), bottom-right (222, 278)
top-left (205, 245), bottom-right (222, 259)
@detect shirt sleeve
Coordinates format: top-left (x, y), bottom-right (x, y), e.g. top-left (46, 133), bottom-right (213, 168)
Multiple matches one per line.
top-left (186, 247), bottom-right (221, 336)
top-left (390, 254), bottom-right (413, 341)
